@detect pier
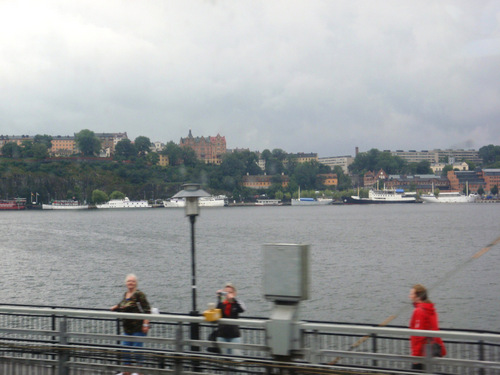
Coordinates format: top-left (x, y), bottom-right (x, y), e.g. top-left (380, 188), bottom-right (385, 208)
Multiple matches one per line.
top-left (0, 305), bottom-right (499, 375)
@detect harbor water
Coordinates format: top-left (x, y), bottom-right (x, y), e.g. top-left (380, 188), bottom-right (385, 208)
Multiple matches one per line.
top-left (1, 204), bottom-right (499, 331)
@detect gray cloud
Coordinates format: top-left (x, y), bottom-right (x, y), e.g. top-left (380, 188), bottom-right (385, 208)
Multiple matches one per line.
top-left (1, 0), bottom-right (499, 156)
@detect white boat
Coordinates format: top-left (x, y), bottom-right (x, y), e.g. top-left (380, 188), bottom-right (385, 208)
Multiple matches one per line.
top-left (291, 197), bottom-right (333, 206)
top-left (420, 191), bottom-right (478, 203)
top-left (255, 199), bottom-right (282, 206)
top-left (344, 189), bottom-right (418, 204)
top-left (42, 200), bottom-right (89, 210)
top-left (96, 197), bottom-right (151, 209)
top-left (163, 195), bottom-right (227, 208)
top-left (291, 187), bottom-right (333, 206)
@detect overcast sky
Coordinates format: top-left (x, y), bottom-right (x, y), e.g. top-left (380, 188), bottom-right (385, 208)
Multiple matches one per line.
top-left (1, 1), bottom-right (499, 157)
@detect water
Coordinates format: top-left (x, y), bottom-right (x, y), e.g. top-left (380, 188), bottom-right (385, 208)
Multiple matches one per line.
top-left (1, 204), bottom-right (499, 331)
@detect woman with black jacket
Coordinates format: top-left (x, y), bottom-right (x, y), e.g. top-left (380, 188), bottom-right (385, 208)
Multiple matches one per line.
top-left (216, 282), bottom-right (246, 355)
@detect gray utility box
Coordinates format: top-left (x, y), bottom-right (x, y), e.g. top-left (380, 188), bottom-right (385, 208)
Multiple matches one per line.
top-left (263, 244), bottom-right (310, 356)
top-left (263, 243), bottom-right (309, 302)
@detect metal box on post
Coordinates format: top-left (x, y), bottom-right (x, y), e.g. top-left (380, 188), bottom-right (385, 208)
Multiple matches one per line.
top-left (263, 243), bottom-right (309, 302)
top-left (263, 243), bottom-right (310, 356)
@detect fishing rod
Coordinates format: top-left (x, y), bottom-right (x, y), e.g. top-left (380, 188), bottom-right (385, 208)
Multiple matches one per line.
top-left (328, 234), bottom-right (500, 365)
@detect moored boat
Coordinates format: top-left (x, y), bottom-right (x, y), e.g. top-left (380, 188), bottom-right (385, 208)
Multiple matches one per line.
top-left (420, 191), bottom-right (478, 203)
top-left (291, 197), bottom-right (333, 206)
top-left (255, 199), bottom-right (282, 206)
top-left (42, 200), bottom-right (89, 210)
top-left (0, 198), bottom-right (27, 210)
top-left (343, 189), bottom-right (418, 204)
top-left (291, 187), bottom-right (333, 206)
top-left (163, 195), bottom-right (227, 208)
top-left (96, 197), bottom-right (151, 209)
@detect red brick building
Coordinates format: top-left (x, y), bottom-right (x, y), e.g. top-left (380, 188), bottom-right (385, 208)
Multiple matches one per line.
top-left (363, 169), bottom-right (388, 187)
top-left (479, 169), bottom-right (500, 193)
top-left (447, 170), bottom-right (485, 193)
top-left (180, 130), bottom-right (226, 164)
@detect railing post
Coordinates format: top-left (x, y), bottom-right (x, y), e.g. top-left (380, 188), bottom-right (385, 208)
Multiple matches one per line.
top-left (58, 316), bottom-right (69, 375)
top-left (478, 340), bottom-right (485, 375)
top-left (116, 317), bottom-right (122, 366)
top-left (174, 322), bottom-right (184, 375)
top-left (371, 333), bottom-right (377, 368)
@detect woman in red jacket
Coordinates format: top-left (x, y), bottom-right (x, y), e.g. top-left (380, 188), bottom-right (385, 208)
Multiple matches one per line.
top-left (409, 284), bottom-right (446, 370)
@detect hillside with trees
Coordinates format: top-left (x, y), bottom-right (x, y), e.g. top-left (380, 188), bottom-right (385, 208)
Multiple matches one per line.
top-left (1, 133), bottom-right (498, 203)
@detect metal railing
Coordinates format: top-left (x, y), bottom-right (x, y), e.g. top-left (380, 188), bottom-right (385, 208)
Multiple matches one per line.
top-left (1, 305), bottom-right (499, 374)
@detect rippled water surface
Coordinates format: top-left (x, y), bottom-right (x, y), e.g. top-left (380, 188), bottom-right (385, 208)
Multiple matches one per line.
top-left (1, 204), bottom-right (499, 331)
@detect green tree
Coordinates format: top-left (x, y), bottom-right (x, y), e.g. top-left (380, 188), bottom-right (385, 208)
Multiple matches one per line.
top-left (491, 185), bottom-right (499, 196)
top-left (75, 129), bottom-right (101, 156)
top-left (114, 139), bottom-right (137, 160)
top-left (415, 160), bottom-right (432, 174)
top-left (20, 140), bottom-right (34, 158)
top-left (1, 142), bottom-right (22, 158)
top-left (33, 134), bottom-right (53, 149)
top-left (477, 186), bottom-right (485, 196)
top-left (181, 146), bottom-right (198, 167)
top-left (163, 142), bottom-right (183, 165)
top-left (134, 136), bottom-right (152, 157)
top-left (91, 189), bottom-right (109, 203)
top-left (465, 160), bottom-right (476, 171)
top-left (441, 165), bottom-right (454, 177)
top-left (478, 144), bottom-right (500, 165)
top-left (109, 190), bottom-right (126, 199)
top-left (32, 143), bottom-right (49, 159)
top-left (333, 166), bottom-right (352, 190)
top-left (349, 149), bottom-right (408, 175)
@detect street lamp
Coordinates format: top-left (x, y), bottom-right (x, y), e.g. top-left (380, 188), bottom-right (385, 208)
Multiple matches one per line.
top-left (172, 183), bottom-right (210, 349)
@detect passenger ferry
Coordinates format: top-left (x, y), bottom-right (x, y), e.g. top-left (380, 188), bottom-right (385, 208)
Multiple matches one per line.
top-left (96, 197), bottom-right (151, 209)
top-left (344, 189), bottom-right (418, 204)
top-left (163, 195), bottom-right (227, 208)
top-left (0, 198), bottom-right (27, 210)
top-left (42, 200), bottom-right (89, 210)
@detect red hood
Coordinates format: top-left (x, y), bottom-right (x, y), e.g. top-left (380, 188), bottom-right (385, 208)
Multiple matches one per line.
top-left (413, 302), bottom-right (437, 315)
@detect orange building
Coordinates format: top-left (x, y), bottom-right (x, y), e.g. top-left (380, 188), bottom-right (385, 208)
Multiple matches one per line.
top-left (180, 130), bottom-right (226, 164)
top-left (318, 173), bottom-right (338, 187)
top-left (242, 175), bottom-right (289, 189)
top-left (292, 152), bottom-right (318, 163)
top-left (0, 135), bottom-right (33, 149)
top-left (50, 136), bottom-right (76, 156)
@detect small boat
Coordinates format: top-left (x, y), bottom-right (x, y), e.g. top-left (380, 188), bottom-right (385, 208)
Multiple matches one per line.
top-left (420, 192), bottom-right (478, 203)
top-left (42, 200), bottom-right (89, 210)
top-left (291, 197), bottom-right (333, 206)
top-left (0, 198), bottom-right (27, 210)
top-left (163, 195), bottom-right (227, 208)
top-left (255, 199), bottom-right (282, 206)
top-left (96, 197), bottom-right (151, 209)
top-left (291, 187), bottom-right (333, 206)
top-left (343, 189), bottom-right (418, 204)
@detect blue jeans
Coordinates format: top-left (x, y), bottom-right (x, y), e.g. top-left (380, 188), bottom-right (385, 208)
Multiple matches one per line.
top-left (217, 336), bottom-right (242, 356)
top-left (122, 331), bottom-right (146, 365)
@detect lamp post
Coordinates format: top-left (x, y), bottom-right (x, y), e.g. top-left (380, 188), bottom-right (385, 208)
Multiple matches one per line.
top-left (172, 183), bottom-right (210, 349)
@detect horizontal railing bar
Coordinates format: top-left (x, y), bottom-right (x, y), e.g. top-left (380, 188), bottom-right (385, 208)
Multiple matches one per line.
top-left (302, 322), bottom-right (500, 342)
top-left (0, 306), bottom-right (267, 328)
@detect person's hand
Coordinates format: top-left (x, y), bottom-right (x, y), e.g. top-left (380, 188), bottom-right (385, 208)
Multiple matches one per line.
top-left (111, 305), bottom-right (118, 311)
top-left (142, 323), bottom-right (150, 334)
